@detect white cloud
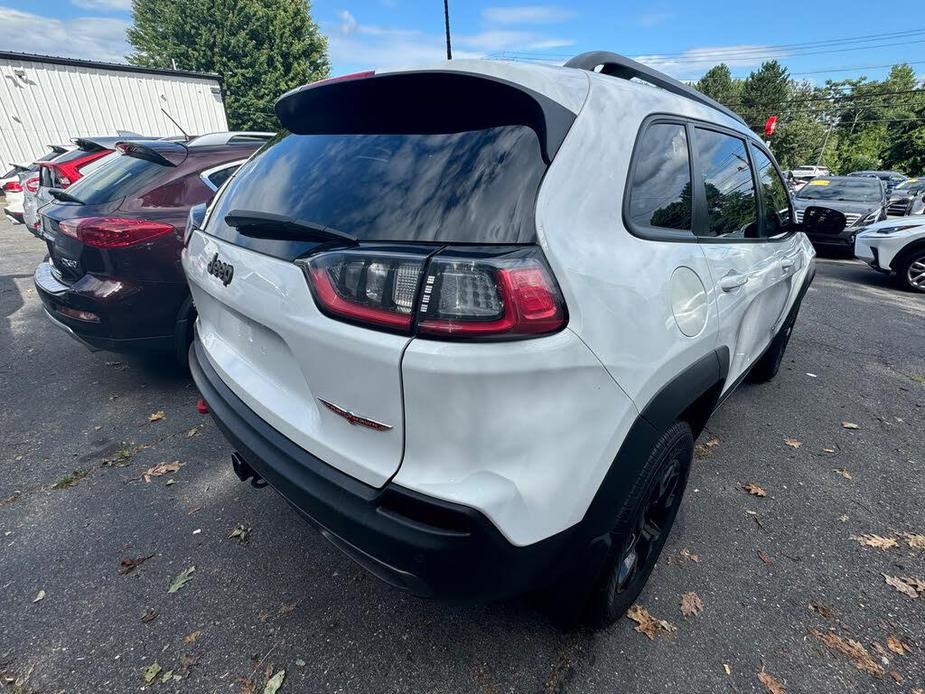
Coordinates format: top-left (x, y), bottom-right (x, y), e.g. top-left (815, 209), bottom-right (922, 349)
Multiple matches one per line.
top-left (326, 8), bottom-right (573, 72)
top-left (635, 45), bottom-right (787, 79)
top-left (70, 0), bottom-right (132, 10)
top-left (637, 11), bottom-right (674, 27)
top-left (482, 5), bottom-right (574, 24)
top-left (0, 7), bottom-right (130, 63)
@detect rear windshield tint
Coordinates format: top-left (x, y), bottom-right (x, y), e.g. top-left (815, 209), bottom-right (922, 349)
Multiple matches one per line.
top-left (64, 154), bottom-right (167, 204)
top-left (206, 127), bottom-right (546, 244)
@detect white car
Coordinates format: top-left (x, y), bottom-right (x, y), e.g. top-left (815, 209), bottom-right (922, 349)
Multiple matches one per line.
top-left (855, 216), bottom-right (925, 292)
top-left (182, 53), bottom-right (816, 626)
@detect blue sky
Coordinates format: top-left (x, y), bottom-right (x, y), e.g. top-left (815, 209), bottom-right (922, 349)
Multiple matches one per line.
top-left (4, 1), bottom-right (925, 84)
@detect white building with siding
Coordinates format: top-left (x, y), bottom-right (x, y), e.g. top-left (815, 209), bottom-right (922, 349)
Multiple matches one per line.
top-left (0, 51), bottom-right (228, 171)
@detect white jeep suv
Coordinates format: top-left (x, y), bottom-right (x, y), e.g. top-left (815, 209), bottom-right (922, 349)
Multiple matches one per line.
top-left (182, 52), bottom-right (816, 626)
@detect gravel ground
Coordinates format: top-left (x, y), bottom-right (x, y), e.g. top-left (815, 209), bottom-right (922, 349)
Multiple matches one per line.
top-left (1, 216), bottom-right (923, 694)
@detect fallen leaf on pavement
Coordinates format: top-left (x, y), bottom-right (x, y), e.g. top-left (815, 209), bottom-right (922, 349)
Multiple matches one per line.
top-left (723, 663), bottom-right (731, 675)
top-left (809, 602), bottom-right (834, 619)
top-left (148, 410), bottom-right (166, 422)
top-left (177, 653), bottom-right (200, 676)
top-left (742, 483), bottom-right (767, 497)
top-left (757, 667), bottom-right (786, 693)
top-left (168, 565), bottom-right (195, 593)
top-left (160, 670), bottom-right (174, 683)
top-left (811, 629), bottom-right (885, 676)
top-left (229, 524), bottom-right (252, 544)
top-left (757, 550), bottom-right (773, 566)
top-left (882, 574), bottom-right (924, 598)
top-left (32, 589), bottom-right (45, 603)
top-left (841, 422), bottom-right (860, 429)
top-left (834, 468), bottom-right (853, 480)
top-left (822, 446), bottom-right (836, 454)
top-left (902, 533), bottom-right (925, 550)
top-left (886, 635), bottom-right (911, 655)
top-left (695, 435), bottom-right (721, 458)
top-left (680, 548), bottom-right (700, 563)
top-left (784, 438), bottom-right (801, 449)
top-left (626, 604), bottom-right (676, 639)
top-left (118, 554), bottom-right (154, 575)
top-left (680, 592), bottom-right (703, 617)
top-left (142, 662), bottom-right (162, 684)
top-left (143, 460), bottom-right (183, 483)
top-left (264, 670), bottom-right (285, 694)
top-left (185, 425), bottom-right (202, 438)
top-left (851, 534), bottom-right (897, 550)
top-left (183, 629), bottom-right (202, 644)
top-left (141, 608), bottom-right (157, 624)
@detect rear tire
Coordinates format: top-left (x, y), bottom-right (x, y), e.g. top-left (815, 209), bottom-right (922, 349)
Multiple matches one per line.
top-left (581, 421), bottom-right (693, 628)
top-left (897, 248), bottom-right (925, 293)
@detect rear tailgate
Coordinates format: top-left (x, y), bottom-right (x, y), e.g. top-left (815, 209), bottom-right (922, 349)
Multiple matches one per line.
top-left (185, 231), bottom-right (409, 488)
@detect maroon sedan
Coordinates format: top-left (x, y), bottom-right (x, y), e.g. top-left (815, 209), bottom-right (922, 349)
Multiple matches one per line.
top-left (33, 132), bottom-right (272, 362)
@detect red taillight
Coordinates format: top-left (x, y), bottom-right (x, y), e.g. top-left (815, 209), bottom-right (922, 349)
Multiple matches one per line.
top-left (3, 180), bottom-right (23, 193)
top-left (25, 176), bottom-right (38, 193)
top-left (48, 149), bottom-right (111, 188)
top-left (58, 217), bottom-right (174, 248)
top-left (298, 247), bottom-right (566, 339)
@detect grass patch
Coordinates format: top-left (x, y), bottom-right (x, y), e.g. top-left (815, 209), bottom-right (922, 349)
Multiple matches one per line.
top-left (51, 468), bottom-right (90, 490)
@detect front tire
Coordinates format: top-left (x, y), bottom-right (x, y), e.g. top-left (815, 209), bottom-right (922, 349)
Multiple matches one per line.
top-left (582, 421), bottom-right (693, 628)
top-left (897, 248), bottom-right (925, 293)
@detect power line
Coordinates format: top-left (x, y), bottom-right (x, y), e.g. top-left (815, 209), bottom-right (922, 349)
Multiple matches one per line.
top-left (790, 60), bottom-right (925, 76)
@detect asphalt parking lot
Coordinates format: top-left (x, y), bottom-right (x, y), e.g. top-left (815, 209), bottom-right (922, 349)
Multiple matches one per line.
top-left (1, 215), bottom-right (923, 694)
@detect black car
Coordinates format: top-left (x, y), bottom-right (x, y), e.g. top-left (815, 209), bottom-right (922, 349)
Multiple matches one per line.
top-left (792, 176), bottom-right (887, 252)
top-left (886, 176), bottom-right (925, 216)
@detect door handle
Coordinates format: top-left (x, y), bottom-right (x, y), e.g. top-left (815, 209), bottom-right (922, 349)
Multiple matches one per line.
top-left (719, 273), bottom-right (749, 292)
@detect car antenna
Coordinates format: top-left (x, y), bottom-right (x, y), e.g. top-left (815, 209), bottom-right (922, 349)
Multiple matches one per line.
top-left (161, 107), bottom-right (190, 141)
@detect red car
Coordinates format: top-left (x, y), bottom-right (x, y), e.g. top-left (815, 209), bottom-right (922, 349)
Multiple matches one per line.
top-left (34, 132), bottom-right (273, 362)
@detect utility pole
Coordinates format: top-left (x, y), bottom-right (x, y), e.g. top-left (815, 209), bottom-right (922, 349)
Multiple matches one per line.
top-left (817, 116), bottom-right (836, 167)
top-left (444, 0), bottom-right (452, 60)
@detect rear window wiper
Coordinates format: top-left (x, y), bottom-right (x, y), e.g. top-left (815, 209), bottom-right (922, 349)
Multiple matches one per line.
top-left (48, 188), bottom-right (84, 205)
top-left (224, 209), bottom-right (356, 244)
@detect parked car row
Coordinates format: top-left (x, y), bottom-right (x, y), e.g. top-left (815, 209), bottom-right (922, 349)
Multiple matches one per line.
top-left (11, 54), bottom-right (830, 627)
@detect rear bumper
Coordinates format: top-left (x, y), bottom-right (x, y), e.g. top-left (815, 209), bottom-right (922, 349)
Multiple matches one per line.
top-left (3, 209), bottom-right (24, 224)
top-left (33, 259), bottom-right (186, 353)
top-left (189, 337), bottom-right (572, 600)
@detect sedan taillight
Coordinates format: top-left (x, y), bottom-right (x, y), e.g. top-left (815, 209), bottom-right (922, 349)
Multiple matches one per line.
top-left (298, 246), bottom-right (566, 340)
top-left (3, 180), bottom-right (23, 193)
top-left (58, 217), bottom-right (174, 248)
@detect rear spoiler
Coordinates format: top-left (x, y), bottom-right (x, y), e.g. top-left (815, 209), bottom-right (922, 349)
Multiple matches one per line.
top-left (72, 138), bottom-right (113, 152)
top-left (117, 140), bottom-right (188, 167)
top-left (46, 144), bottom-right (70, 154)
top-left (275, 71), bottom-right (577, 164)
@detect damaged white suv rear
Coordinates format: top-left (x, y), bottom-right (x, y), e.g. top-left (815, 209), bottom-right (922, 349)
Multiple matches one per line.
top-left (183, 53), bottom-right (815, 627)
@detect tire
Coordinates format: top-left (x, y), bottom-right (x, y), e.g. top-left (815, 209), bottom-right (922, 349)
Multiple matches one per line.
top-left (747, 314), bottom-right (795, 384)
top-left (581, 420), bottom-right (693, 628)
top-left (897, 247), bottom-right (925, 293)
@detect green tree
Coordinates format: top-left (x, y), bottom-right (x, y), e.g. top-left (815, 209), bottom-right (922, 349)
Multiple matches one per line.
top-left (128, 0), bottom-right (329, 130)
top-left (695, 64), bottom-right (741, 109)
top-left (740, 60), bottom-right (791, 135)
top-left (772, 114), bottom-right (827, 170)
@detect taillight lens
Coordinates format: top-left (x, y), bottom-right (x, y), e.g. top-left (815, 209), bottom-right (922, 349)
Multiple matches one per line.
top-left (298, 246), bottom-right (566, 339)
top-left (49, 149), bottom-right (111, 188)
top-left (58, 217), bottom-right (174, 248)
top-left (25, 176), bottom-right (39, 193)
top-left (303, 249), bottom-right (425, 331)
top-left (3, 181), bottom-right (23, 193)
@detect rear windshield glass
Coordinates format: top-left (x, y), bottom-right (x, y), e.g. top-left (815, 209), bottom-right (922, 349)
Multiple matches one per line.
top-left (206, 127), bottom-right (546, 244)
top-left (64, 154), bottom-right (167, 204)
top-left (796, 178), bottom-right (882, 203)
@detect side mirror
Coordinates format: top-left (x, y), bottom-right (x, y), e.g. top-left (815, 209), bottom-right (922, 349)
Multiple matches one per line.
top-left (184, 203), bottom-right (207, 246)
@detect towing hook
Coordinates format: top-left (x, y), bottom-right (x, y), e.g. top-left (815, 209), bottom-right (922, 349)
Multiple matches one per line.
top-left (231, 451), bottom-right (268, 489)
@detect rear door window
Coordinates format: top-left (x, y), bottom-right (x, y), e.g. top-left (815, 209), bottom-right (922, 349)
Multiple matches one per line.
top-left (627, 123), bottom-right (692, 232)
top-left (62, 154), bottom-right (167, 204)
top-left (694, 128), bottom-right (760, 239)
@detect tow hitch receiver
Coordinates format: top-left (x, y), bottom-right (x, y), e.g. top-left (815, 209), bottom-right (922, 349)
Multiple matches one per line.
top-left (231, 451), bottom-right (268, 488)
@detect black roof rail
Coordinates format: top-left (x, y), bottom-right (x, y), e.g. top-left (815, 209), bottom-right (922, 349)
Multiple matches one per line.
top-left (564, 51), bottom-right (747, 126)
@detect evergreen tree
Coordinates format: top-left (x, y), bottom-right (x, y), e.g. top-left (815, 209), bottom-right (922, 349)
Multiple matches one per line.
top-left (740, 60), bottom-right (791, 135)
top-left (695, 64), bottom-right (741, 110)
top-left (128, 0), bottom-right (329, 130)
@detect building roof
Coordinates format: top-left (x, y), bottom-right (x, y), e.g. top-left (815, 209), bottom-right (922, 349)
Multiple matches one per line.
top-left (0, 50), bottom-right (222, 83)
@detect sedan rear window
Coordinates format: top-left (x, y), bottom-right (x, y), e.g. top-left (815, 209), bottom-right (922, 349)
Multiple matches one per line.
top-left (206, 126), bottom-right (547, 245)
top-left (796, 178), bottom-right (882, 203)
top-left (63, 154), bottom-right (167, 205)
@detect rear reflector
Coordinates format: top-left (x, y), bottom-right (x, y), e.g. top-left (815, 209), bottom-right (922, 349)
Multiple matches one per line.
top-left (56, 305), bottom-right (100, 323)
top-left (58, 217), bottom-right (174, 248)
top-left (298, 246), bottom-right (566, 340)
top-left (3, 181), bottom-right (23, 192)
